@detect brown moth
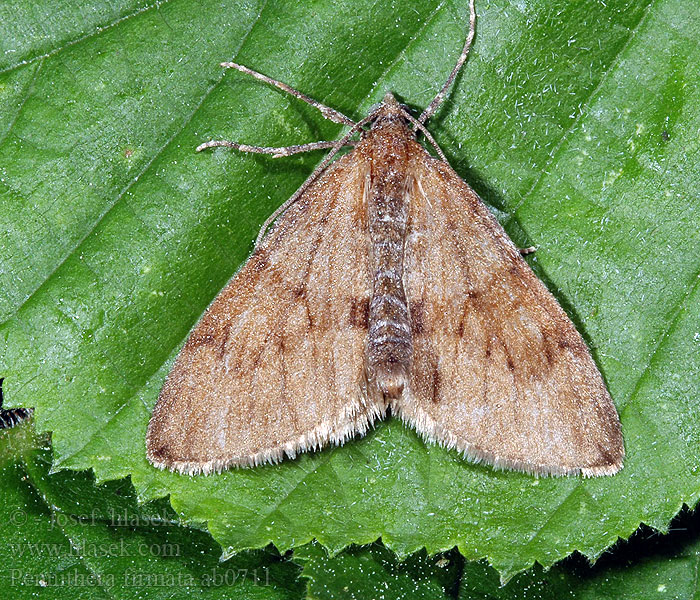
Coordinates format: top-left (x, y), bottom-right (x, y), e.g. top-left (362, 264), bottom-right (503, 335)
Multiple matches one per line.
top-left (147, 0), bottom-right (623, 476)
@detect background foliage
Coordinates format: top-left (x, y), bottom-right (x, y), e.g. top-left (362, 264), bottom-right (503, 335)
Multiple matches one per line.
top-left (1, 0), bottom-right (699, 596)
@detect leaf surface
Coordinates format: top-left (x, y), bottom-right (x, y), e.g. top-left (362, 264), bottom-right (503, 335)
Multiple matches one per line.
top-left (1, 0), bottom-right (699, 579)
top-left (0, 424), bottom-right (303, 599)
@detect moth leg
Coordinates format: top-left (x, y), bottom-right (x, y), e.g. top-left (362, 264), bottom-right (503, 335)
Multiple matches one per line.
top-left (0, 379), bottom-right (33, 429)
top-left (220, 62), bottom-right (356, 126)
top-left (196, 139), bottom-right (356, 157)
top-left (519, 246), bottom-right (537, 255)
top-left (401, 109), bottom-right (448, 162)
top-left (0, 408), bottom-right (33, 429)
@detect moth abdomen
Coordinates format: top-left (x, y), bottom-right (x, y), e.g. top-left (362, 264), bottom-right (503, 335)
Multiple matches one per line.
top-left (367, 279), bottom-right (412, 399)
top-left (365, 120), bottom-right (413, 400)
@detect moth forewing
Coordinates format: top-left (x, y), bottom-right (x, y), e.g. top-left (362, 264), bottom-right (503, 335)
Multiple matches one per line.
top-left (397, 154), bottom-right (623, 476)
top-left (146, 152), bottom-right (382, 475)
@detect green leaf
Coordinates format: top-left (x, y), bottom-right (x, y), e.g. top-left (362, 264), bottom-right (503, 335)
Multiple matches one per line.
top-left (294, 542), bottom-right (461, 600)
top-left (458, 510), bottom-right (700, 599)
top-left (290, 510), bottom-right (700, 600)
top-left (1, 0), bottom-right (699, 581)
top-left (0, 424), bottom-right (303, 599)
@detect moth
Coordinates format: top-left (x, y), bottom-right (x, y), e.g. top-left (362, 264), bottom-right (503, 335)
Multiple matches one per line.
top-left (147, 0), bottom-right (623, 476)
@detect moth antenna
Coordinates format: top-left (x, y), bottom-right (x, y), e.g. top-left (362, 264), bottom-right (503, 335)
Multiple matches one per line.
top-left (255, 113), bottom-right (375, 247)
top-left (196, 139), bottom-right (355, 157)
top-left (418, 0), bottom-right (477, 124)
top-left (220, 62), bottom-right (357, 127)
